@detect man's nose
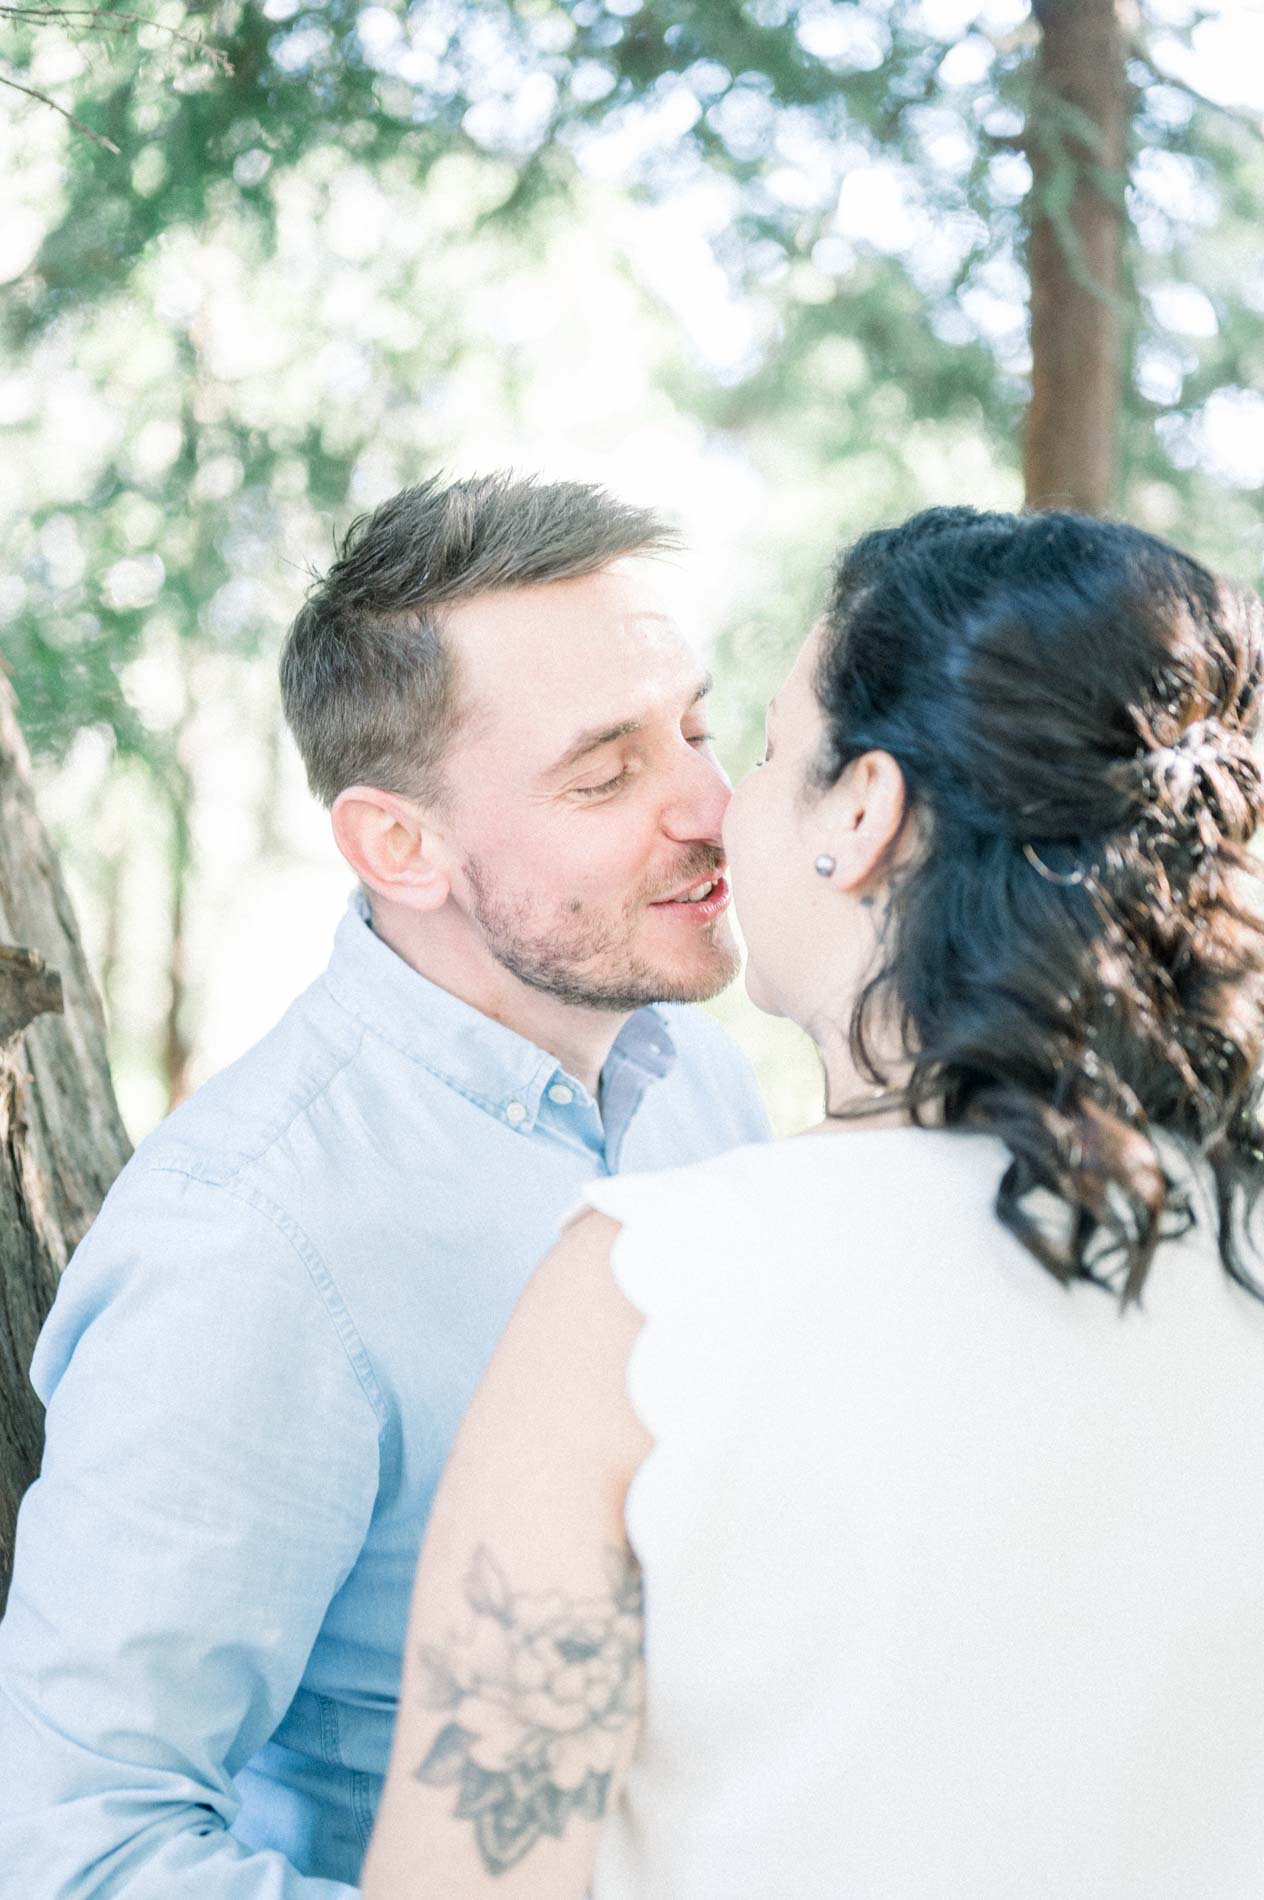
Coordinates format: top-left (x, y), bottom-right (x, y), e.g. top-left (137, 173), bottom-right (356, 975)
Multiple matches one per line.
top-left (661, 744), bottom-right (732, 843)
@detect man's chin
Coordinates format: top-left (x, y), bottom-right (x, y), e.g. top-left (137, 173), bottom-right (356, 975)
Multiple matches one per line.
top-left (475, 902), bottom-right (742, 1013)
top-left (584, 962), bottom-right (740, 1013)
top-left (508, 940), bottom-right (741, 1014)
top-left (645, 939), bottom-right (742, 1007)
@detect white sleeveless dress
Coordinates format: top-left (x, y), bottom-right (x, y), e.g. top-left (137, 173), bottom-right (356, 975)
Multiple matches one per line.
top-left (580, 1126), bottom-right (1264, 1900)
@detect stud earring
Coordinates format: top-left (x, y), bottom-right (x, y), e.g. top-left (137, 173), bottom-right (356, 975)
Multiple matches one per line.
top-left (814, 855), bottom-right (836, 877)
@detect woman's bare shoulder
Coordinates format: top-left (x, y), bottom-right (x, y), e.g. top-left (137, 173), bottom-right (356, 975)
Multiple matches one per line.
top-left (462, 1206), bottom-right (649, 1485)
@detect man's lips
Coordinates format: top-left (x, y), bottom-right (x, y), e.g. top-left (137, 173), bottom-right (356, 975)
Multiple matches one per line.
top-left (647, 871), bottom-right (732, 923)
top-left (650, 866), bottom-right (728, 905)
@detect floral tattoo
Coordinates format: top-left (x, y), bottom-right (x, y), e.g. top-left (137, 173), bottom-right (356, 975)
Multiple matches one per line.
top-left (413, 1544), bottom-right (645, 1875)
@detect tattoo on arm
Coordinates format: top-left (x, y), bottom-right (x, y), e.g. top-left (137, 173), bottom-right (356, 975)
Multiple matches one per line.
top-left (412, 1545), bottom-right (645, 1876)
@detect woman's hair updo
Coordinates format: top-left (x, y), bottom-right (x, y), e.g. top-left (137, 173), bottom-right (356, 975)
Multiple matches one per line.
top-left (814, 506), bottom-right (1264, 1304)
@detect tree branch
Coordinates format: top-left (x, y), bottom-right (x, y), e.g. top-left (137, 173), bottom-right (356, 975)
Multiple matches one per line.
top-left (0, 6), bottom-right (232, 75)
top-left (0, 68), bottom-right (120, 149)
top-left (0, 946), bottom-right (64, 1045)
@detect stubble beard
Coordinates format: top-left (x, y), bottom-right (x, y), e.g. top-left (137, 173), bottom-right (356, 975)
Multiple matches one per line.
top-left (464, 853), bottom-right (740, 1014)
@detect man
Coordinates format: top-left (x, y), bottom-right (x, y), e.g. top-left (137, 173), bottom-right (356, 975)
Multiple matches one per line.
top-left (0, 473), bottom-right (769, 1895)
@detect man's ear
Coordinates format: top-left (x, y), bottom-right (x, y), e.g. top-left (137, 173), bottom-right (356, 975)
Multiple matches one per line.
top-left (331, 786), bottom-right (452, 913)
top-left (821, 751), bottom-right (908, 895)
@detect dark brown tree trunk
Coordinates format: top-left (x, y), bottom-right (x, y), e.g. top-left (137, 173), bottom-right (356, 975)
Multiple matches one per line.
top-left (1023, 0), bottom-right (1129, 515)
top-left (0, 674), bottom-right (131, 1611)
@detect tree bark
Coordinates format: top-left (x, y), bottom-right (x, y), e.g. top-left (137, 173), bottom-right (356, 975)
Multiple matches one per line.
top-left (164, 787), bottom-right (194, 1112)
top-left (0, 672), bottom-right (131, 1611)
top-left (1023, 0), bottom-right (1129, 515)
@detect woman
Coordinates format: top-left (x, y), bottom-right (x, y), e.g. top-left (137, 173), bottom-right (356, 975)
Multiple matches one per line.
top-left (362, 508), bottom-right (1264, 1898)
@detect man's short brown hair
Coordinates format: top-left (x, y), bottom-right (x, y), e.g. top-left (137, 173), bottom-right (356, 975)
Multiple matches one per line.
top-left (279, 472), bottom-right (681, 808)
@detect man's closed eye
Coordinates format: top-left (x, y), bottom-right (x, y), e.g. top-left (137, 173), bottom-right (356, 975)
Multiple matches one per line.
top-left (574, 734), bottom-right (715, 800)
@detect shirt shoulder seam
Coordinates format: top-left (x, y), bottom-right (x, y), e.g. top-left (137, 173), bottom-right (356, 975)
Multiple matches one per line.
top-left (153, 1015), bottom-right (369, 1187)
top-left (144, 1163), bottom-right (390, 1432)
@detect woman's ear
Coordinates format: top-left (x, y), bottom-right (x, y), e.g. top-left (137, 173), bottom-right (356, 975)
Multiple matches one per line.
top-left (331, 787), bottom-right (453, 913)
top-left (820, 751), bottom-right (908, 896)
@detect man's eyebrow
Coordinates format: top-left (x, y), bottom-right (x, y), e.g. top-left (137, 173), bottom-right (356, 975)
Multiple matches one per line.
top-left (539, 672), bottom-right (713, 781)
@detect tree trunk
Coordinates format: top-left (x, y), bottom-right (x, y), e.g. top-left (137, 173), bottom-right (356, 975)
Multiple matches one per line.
top-left (162, 685), bottom-right (196, 1112)
top-left (0, 673), bottom-right (131, 1611)
top-left (164, 787), bottom-right (194, 1112)
top-left (1023, 0), bottom-right (1129, 515)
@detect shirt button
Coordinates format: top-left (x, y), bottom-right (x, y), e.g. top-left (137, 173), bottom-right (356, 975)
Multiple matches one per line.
top-left (548, 1084), bottom-right (574, 1106)
top-left (505, 1101), bottom-right (528, 1124)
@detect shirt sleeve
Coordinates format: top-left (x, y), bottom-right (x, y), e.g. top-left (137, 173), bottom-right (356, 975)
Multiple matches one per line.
top-left (0, 1164), bottom-right (381, 1898)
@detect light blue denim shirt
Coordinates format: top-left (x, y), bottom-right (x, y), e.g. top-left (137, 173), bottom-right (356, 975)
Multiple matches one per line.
top-left (0, 892), bottom-right (769, 1897)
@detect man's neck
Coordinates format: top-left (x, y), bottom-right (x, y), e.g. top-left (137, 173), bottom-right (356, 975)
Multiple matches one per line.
top-left (366, 898), bottom-right (631, 1100)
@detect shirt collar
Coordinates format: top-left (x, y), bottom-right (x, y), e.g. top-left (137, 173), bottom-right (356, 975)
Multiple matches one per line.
top-left (322, 890), bottom-right (677, 1131)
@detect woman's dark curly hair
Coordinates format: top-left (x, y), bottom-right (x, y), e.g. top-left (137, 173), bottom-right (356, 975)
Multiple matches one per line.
top-left (815, 506), bottom-right (1264, 1305)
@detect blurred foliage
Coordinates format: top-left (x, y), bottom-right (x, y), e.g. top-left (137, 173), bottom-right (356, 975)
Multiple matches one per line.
top-left (5, 0), bottom-right (1262, 759)
top-left (0, 0), bottom-right (1261, 1127)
